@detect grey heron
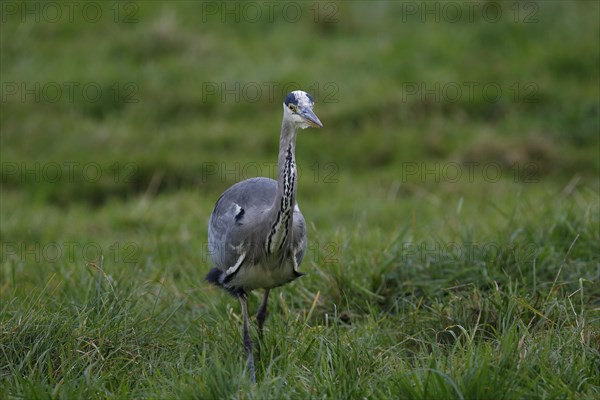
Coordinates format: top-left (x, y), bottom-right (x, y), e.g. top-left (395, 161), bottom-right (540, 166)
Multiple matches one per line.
top-left (206, 90), bottom-right (323, 382)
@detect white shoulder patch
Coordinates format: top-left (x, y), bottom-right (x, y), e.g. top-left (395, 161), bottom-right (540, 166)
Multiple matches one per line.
top-left (233, 203), bottom-right (242, 214)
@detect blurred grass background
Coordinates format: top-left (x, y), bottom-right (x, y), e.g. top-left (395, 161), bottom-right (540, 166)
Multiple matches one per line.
top-left (2, 0), bottom-right (598, 206)
top-left (1, 1), bottom-right (599, 398)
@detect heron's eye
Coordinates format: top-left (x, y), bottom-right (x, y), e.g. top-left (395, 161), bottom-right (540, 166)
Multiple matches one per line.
top-left (288, 104), bottom-right (296, 112)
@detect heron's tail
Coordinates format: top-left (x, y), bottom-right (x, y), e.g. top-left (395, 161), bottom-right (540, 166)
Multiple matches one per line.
top-left (205, 267), bottom-right (247, 298)
top-left (205, 268), bottom-right (223, 286)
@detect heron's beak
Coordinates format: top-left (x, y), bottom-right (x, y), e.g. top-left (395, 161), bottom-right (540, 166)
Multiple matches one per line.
top-left (299, 107), bottom-right (323, 128)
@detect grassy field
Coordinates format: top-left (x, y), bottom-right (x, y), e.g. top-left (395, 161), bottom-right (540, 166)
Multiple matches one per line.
top-left (1, 1), bottom-right (599, 398)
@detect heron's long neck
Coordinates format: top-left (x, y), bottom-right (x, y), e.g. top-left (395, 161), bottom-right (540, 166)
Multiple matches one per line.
top-left (266, 119), bottom-right (298, 254)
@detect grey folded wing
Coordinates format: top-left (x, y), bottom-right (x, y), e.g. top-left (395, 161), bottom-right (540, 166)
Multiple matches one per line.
top-left (208, 177), bottom-right (278, 270)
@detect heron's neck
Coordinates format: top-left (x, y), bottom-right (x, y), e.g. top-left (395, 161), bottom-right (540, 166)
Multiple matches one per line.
top-left (266, 119), bottom-right (298, 254)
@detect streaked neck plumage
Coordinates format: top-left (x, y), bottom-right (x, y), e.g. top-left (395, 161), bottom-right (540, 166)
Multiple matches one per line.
top-left (266, 116), bottom-right (298, 254)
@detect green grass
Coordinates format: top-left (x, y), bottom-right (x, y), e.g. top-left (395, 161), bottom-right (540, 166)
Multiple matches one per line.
top-left (1, 1), bottom-right (599, 398)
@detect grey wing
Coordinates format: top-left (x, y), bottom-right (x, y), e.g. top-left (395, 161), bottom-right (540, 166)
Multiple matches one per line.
top-left (292, 205), bottom-right (307, 268)
top-left (208, 177), bottom-right (277, 270)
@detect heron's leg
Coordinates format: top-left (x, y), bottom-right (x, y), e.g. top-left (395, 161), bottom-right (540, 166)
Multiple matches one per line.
top-left (240, 297), bottom-right (256, 383)
top-left (256, 289), bottom-right (270, 338)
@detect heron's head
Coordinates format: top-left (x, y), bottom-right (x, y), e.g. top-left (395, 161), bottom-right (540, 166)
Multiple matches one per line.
top-left (283, 90), bottom-right (323, 129)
